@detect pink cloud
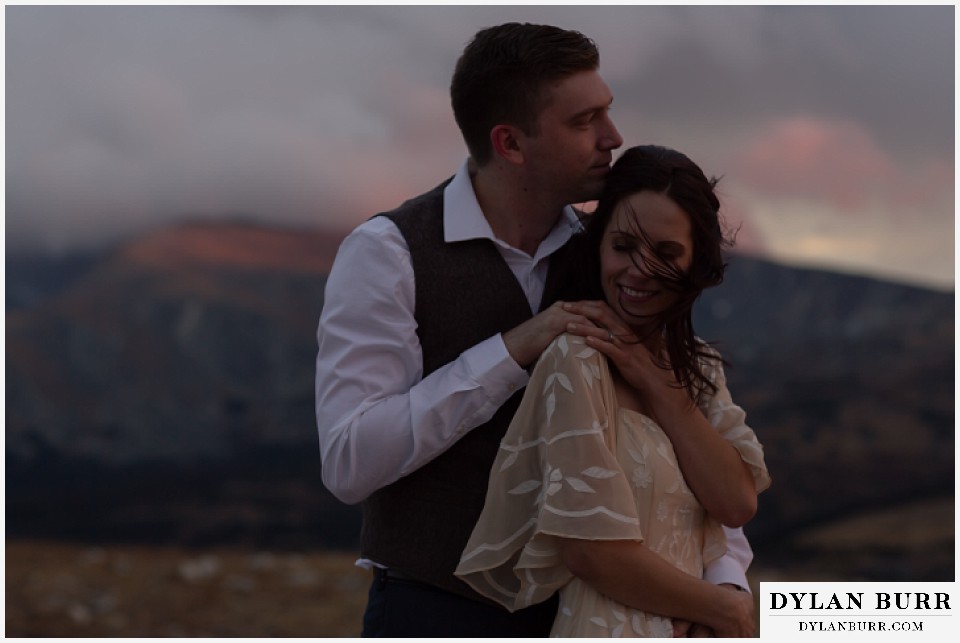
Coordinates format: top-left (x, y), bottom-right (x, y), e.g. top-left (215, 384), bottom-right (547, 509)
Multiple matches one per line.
top-left (890, 157), bottom-right (955, 210)
top-left (733, 117), bottom-right (898, 211)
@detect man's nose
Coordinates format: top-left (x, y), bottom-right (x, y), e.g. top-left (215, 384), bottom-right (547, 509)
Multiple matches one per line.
top-left (600, 115), bottom-right (624, 150)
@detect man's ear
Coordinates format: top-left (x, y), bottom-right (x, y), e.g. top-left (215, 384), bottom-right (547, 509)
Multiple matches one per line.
top-left (490, 124), bottom-right (525, 165)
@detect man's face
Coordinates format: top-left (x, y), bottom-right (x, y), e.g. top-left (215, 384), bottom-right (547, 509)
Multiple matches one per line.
top-left (520, 70), bottom-right (624, 205)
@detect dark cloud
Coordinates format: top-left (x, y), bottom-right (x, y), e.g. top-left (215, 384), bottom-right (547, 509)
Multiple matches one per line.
top-left (4, 5), bottom-right (954, 287)
top-left (609, 6), bottom-right (953, 160)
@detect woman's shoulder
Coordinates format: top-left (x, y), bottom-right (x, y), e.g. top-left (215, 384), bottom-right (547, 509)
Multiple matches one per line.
top-left (532, 333), bottom-right (605, 382)
top-left (543, 333), bottom-right (601, 362)
top-left (693, 338), bottom-right (726, 381)
top-left (693, 337), bottom-right (724, 359)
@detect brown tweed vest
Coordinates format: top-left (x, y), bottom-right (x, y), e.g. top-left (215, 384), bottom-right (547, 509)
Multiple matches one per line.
top-left (359, 179), bottom-right (576, 603)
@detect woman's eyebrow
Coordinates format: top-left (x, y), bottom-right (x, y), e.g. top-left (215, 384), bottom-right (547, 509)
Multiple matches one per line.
top-left (657, 240), bottom-right (685, 249)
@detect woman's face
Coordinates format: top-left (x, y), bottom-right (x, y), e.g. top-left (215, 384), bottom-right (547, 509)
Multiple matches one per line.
top-left (599, 190), bottom-right (693, 332)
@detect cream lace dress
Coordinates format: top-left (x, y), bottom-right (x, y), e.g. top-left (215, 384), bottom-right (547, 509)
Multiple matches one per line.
top-left (455, 334), bottom-right (771, 637)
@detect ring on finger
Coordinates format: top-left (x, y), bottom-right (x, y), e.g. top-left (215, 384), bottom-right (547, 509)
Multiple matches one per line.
top-left (607, 330), bottom-right (615, 342)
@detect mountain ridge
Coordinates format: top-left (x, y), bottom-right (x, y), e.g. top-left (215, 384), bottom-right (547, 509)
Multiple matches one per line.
top-left (5, 220), bottom-right (954, 577)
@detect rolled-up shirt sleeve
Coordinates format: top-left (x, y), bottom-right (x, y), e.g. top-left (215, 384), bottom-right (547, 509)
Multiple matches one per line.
top-left (315, 217), bottom-right (529, 504)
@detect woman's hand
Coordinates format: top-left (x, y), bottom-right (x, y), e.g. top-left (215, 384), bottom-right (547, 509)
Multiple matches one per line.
top-left (562, 300), bottom-right (758, 528)
top-left (673, 619), bottom-right (715, 637)
top-left (561, 300), bottom-right (633, 345)
top-left (712, 586), bottom-right (757, 637)
top-left (561, 300), bottom-right (688, 412)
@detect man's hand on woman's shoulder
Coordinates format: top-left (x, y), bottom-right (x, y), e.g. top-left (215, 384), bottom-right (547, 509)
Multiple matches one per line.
top-left (502, 300), bottom-right (594, 368)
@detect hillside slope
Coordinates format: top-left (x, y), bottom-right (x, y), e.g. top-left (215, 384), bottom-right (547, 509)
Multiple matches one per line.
top-left (5, 221), bottom-right (954, 579)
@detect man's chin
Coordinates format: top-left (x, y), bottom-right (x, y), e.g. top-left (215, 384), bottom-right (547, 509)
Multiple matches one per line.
top-left (570, 182), bottom-right (605, 205)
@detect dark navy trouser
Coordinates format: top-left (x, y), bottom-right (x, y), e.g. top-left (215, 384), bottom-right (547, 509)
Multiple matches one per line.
top-left (361, 568), bottom-right (559, 637)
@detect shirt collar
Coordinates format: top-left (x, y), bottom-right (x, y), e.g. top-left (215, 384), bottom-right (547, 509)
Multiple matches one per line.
top-left (442, 159), bottom-right (583, 257)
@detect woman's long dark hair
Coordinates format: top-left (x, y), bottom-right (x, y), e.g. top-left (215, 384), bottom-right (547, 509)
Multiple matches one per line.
top-left (566, 145), bottom-right (734, 404)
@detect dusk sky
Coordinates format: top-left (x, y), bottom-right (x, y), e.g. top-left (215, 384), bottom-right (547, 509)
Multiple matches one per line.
top-left (5, 4), bottom-right (955, 290)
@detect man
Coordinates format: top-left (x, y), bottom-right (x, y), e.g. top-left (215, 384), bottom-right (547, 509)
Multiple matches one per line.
top-left (316, 22), bottom-right (755, 637)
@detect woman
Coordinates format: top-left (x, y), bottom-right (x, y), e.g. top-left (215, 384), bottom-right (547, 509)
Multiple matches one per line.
top-left (455, 145), bottom-right (771, 637)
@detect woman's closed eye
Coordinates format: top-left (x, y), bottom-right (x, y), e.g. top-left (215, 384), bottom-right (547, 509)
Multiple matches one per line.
top-left (655, 242), bottom-right (685, 262)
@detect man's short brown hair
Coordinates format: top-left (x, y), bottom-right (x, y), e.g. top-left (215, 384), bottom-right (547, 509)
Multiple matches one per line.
top-left (450, 23), bottom-right (599, 166)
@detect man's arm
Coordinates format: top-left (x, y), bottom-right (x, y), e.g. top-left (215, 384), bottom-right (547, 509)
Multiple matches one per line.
top-left (315, 218), bottom-right (530, 504)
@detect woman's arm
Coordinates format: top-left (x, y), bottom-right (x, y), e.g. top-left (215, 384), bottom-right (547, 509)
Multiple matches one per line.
top-left (562, 301), bottom-right (757, 526)
top-left (559, 538), bottom-right (757, 637)
top-left (642, 384), bottom-right (757, 526)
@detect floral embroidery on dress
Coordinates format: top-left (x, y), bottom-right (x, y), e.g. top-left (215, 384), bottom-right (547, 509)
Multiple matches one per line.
top-left (631, 465), bottom-right (653, 490)
top-left (588, 609), bottom-right (673, 637)
top-left (589, 611), bottom-right (628, 637)
top-left (629, 449), bottom-right (653, 490)
top-left (655, 499), bottom-right (669, 523)
top-left (516, 464), bottom-right (625, 508)
top-left (454, 334), bottom-right (771, 638)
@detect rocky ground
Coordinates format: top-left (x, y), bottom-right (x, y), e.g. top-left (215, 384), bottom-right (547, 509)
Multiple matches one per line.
top-left (5, 498), bottom-right (952, 638)
top-left (5, 540), bottom-right (370, 637)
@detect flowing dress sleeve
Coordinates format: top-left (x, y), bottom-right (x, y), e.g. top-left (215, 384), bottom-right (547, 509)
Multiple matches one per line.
top-left (698, 346), bottom-right (772, 495)
top-left (455, 334), bottom-right (643, 611)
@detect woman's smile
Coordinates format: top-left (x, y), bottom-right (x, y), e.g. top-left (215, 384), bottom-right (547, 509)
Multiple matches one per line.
top-left (619, 284), bottom-right (657, 300)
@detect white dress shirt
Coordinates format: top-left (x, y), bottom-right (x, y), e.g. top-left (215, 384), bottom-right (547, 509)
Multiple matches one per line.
top-left (315, 161), bottom-right (581, 505)
top-left (315, 160), bottom-right (754, 589)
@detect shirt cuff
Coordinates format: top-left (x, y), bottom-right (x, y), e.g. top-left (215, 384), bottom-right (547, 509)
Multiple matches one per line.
top-left (702, 556), bottom-right (751, 594)
top-left (461, 334), bottom-right (530, 396)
